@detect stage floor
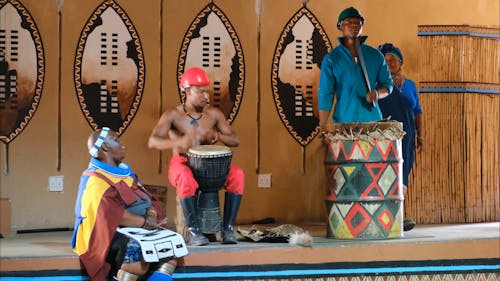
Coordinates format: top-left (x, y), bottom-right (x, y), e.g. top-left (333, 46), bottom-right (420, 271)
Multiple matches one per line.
top-left (1, 222), bottom-right (499, 280)
top-left (1, 222), bottom-right (499, 259)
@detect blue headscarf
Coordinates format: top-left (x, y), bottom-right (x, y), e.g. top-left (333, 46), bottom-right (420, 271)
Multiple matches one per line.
top-left (378, 43), bottom-right (403, 63)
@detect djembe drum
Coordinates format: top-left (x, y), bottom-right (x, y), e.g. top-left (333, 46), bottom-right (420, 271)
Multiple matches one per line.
top-left (186, 145), bottom-right (233, 235)
top-left (323, 121), bottom-right (405, 239)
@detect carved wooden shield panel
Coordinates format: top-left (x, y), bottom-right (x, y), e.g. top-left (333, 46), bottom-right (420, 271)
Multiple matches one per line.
top-left (178, 2), bottom-right (244, 124)
top-left (0, 0), bottom-right (45, 144)
top-left (74, 0), bottom-right (145, 135)
top-left (271, 7), bottom-right (331, 146)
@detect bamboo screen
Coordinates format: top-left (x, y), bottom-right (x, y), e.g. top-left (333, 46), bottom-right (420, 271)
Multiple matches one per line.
top-left (417, 25), bottom-right (500, 83)
top-left (406, 25), bottom-right (500, 224)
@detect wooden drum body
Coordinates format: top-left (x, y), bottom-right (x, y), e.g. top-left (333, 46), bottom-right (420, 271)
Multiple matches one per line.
top-left (323, 122), bottom-right (405, 239)
top-left (186, 145), bottom-right (232, 234)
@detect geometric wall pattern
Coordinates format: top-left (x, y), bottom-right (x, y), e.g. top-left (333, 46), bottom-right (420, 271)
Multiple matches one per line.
top-left (0, 0), bottom-right (45, 144)
top-left (4, 265), bottom-right (498, 280)
top-left (74, 0), bottom-right (145, 135)
top-left (222, 273), bottom-right (500, 281)
top-left (177, 2), bottom-right (245, 125)
top-left (271, 6), bottom-right (331, 147)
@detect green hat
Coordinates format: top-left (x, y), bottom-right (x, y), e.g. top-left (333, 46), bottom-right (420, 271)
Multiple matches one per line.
top-left (337, 7), bottom-right (364, 29)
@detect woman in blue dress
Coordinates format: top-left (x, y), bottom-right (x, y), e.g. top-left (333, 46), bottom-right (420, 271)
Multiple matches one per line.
top-left (378, 43), bottom-right (424, 231)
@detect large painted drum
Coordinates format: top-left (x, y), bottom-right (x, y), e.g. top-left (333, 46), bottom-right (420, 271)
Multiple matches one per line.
top-left (323, 122), bottom-right (405, 239)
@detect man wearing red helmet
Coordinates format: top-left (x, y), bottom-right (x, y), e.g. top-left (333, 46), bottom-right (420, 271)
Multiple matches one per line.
top-left (148, 67), bottom-right (244, 246)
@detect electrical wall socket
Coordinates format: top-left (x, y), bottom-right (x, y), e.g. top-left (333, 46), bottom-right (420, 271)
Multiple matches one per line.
top-left (258, 173), bottom-right (271, 188)
top-left (48, 176), bottom-right (64, 192)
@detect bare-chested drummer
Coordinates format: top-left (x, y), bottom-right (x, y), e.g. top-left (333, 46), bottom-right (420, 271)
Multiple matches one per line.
top-left (148, 67), bottom-right (244, 246)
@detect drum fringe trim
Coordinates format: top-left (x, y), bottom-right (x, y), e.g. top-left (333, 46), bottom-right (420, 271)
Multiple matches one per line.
top-left (323, 126), bottom-right (405, 143)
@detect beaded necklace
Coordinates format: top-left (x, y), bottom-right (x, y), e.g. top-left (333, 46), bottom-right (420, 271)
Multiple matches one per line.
top-left (183, 103), bottom-right (203, 127)
top-left (393, 74), bottom-right (405, 93)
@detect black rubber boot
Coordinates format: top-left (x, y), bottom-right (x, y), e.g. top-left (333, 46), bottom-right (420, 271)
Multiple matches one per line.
top-left (179, 196), bottom-right (209, 246)
top-left (403, 219), bottom-right (416, 231)
top-left (221, 192), bottom-right (242, 244)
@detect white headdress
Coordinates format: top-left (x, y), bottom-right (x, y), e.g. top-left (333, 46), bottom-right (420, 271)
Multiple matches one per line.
top-left (89, 127), bottom-right (110, 157)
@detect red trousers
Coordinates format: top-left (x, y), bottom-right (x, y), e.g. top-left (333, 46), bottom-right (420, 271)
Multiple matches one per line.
top-left (168, 153), bottom-right (245, 198)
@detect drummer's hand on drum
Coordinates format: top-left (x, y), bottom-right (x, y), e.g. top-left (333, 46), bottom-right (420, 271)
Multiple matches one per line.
top-left (195, 127), bottom-right (219, 145)
top-left (180, 134), bottom-right (195, 152)
top-left (168, 130), bottom-right (193, 153)
top-left (206, 129), bottom-right (219, 144)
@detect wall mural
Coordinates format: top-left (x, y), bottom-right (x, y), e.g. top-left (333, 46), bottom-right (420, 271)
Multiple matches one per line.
top-left (177, 2), bottom-right (245, 125)
top-left (271, 5), bottom-right (331, 147)
top-left (74, 0), bottom-right (145, 135)
top-left (0, 0), bottom-right (45, 144)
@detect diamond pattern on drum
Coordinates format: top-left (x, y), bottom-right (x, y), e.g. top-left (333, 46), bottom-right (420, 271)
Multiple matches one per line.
top-left (344, 203), bottom-right (371, 237)
top-left (377, 199), bottom-right (403, 236)
top-left (326, 139), bottom-right (401, 163)
top-left (363, 202), bottom-right (381, 215)
top-left (348, 140), bottom-right (373, 160)
top-left (360, 220), bottom-right (385, 237)
top-left (389, 216), bottom-right (402, 236)
top-left (356, 202), bottom-right (386, 238)
top-left (325, 164), bottom-right (338, 201)
top-left (340, 141), bottom-right (353, 161)
top-left (360, 184), bottom-right (385, 200)
top-left (336, 202), bottom-right (353, 219)
top-left (374, 139), bottom-right (398, 161)
top-left (329, 203), bottom-right (354, 238)
top-left (330, 209), bottom-right (340, 230)
top-left (329, 198), bottom-right (403, 239)
top-left (325, 137), bottom-right (404, 239)
top-left (330, 141), bottom-right (342, 161)
top-left (333, 167), bottom-right (346, 195)
top-left (379, 164), bottom-right (397, 196)
top-left (377, 208), bottom-right (394, 231)
top-left (338, 165), bottom-right (366, 200)
top-left (388, 163), bottom-right (403, 199)
top-left (335, 221), bottom-right (354, 238)
top-left (360, 163), bottom-right (386, 200)
top-left (327, 140), bottom-right (348, 161)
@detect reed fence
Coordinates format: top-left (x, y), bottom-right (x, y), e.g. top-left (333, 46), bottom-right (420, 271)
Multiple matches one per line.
top-left (406, 25), bottom-right (500, 223)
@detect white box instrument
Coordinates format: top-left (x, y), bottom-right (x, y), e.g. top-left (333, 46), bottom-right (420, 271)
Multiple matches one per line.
top-left (117, 227), bottom-right (189, 262)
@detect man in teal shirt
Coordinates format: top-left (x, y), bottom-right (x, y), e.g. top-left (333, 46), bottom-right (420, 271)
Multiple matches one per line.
top-left (318, 7), bottom-right (393, 125)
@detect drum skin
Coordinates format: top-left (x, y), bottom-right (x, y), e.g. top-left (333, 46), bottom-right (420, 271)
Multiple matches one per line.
top-left (323, 122), bottom-right (404, 239)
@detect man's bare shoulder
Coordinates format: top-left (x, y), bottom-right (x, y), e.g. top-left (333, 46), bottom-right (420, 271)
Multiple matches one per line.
top-left (162, 105), bottom-right (183, 118)
top-left (205, 105), bottom-right (224, 116)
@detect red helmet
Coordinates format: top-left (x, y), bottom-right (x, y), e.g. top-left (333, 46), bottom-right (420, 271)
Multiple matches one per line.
top-left (179, 67), bottom-right (211, 90)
